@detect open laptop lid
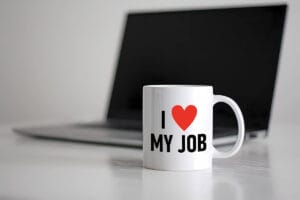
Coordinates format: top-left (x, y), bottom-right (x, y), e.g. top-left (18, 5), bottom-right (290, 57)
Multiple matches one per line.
top-left (106, 5), bottom-right (287, 132)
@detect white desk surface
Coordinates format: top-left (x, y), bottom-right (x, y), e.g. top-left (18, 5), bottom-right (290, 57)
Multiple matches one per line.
top-left (0, 123), bottom-right (299, 200)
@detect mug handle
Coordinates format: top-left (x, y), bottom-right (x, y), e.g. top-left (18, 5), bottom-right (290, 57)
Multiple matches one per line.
top-left (213, 95), bottom-right (245, 158)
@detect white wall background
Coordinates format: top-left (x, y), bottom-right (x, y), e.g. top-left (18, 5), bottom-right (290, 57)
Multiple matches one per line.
top-left (0, 0), bottom-right (299, 126)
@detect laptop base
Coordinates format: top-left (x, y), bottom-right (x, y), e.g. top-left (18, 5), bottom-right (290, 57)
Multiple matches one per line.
top-left (13, 123), bottom-right (264, 148)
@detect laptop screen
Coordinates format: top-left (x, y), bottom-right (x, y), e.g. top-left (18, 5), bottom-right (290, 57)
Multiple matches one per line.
top-left (107, 5), bottom-right (286, 131)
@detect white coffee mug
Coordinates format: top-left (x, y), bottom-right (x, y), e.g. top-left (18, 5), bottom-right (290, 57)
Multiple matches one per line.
top-left (143, 85), bottom-right (245, 171)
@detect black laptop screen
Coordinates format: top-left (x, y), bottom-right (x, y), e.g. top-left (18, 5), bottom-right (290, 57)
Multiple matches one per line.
top-left (107, 5), bottom-right (286, 131)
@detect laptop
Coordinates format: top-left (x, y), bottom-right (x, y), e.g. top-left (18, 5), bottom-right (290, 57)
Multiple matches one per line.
top-left (14, 4), bottom-right (287, 147)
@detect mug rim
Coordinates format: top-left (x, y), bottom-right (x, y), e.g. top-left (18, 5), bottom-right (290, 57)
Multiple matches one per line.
top-left (143, 84), bottom-right (212, 88)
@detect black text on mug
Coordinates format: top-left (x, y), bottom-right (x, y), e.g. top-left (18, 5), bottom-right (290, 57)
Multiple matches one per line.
top-left (150, 105), bottom-right (207, 153)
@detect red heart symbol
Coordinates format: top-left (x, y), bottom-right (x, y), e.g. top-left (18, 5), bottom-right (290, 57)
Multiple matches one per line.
top-left (172, 105), bottom-right (197, 131)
